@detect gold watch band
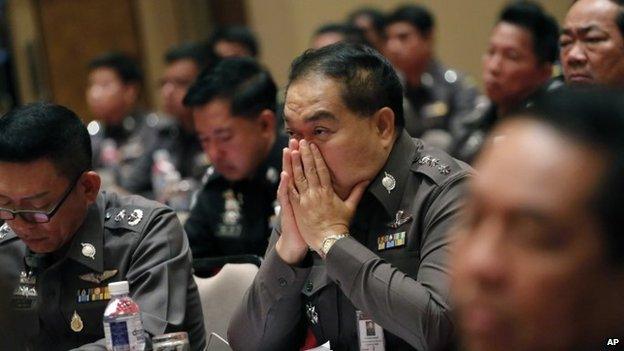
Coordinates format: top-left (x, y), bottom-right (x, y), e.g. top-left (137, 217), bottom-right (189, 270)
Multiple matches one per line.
top-left (320, 233), bottom-right (349, 258)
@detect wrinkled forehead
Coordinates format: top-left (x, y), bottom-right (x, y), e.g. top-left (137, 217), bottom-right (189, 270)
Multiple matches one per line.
top-left (566, 0), bottom-right (622, 31)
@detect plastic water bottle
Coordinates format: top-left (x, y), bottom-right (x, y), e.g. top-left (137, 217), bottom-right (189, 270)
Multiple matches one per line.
top-left (151, 149), bottom-right (181, 204)
top-left (103, 281), bottom-right (146, 351)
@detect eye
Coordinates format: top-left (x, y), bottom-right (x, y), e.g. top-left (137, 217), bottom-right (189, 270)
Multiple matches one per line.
top-left (559, 36), bottom-right (572, 48)
top-left (313, 127), bottom-right (329, 136)
top-left (585, 35), bottom-right (605, 44)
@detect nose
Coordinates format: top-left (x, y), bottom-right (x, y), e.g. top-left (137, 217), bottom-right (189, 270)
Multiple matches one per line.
top-left (484, 53), bottom-right (502, 76)
top-left (458, 216), bottom-right (508, 291)
top-left (161, 82), bottom-right (175, 99)
top-left (563, 42), bottom-right (588, 67)
top-left (7, 216), bottom-right (37, 237)
top-left (206, 142), bottom-right (224, 165)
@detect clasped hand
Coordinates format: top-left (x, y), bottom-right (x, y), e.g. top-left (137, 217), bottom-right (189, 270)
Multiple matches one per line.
top-left (275, 138), bottom-right (368, 264)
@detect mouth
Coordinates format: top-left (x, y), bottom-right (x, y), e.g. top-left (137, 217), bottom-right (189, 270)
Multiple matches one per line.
top-left (459, 303), bottom-right (505, 338)
top-left (567, 73), bottom-right (593, 84)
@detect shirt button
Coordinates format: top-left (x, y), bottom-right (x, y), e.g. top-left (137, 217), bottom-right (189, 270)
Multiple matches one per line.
top-left (278, 278), bottom-right (287, 287)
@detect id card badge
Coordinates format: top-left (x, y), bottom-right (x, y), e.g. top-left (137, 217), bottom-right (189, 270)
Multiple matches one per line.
top-left (356, 310), bottom-right (385, 351)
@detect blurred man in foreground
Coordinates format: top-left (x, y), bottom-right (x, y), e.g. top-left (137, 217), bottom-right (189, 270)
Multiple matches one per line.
top-left (452, 88), bottom-right (624, 351)
top-left (229, 43), bottom-right (471, 351)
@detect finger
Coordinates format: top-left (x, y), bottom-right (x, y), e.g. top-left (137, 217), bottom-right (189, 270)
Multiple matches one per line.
top-left (299, 140), bottom-right (320, 188)
top-left (289, 138), bottom-right (299, 151)
top-left (345, 180), bottom-right (370, 210)
top-left (282, 148), bottom-right (293, 177)
top-left (277, 171), bottom-right (291, 210)
top-left (291, 150), bottom-right (308, 193)
top-left (310, 142), bottom-right (331, 188)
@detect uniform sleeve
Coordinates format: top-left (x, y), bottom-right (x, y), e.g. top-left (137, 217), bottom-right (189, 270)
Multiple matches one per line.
top-left (127, 207), bottom-right (206, 351)
top-left (184, 188), bottom-right (218, 259)
top-left (227, 227), bottom-right (311, 351)
top-left (324, 177), bottom-right (467, 350)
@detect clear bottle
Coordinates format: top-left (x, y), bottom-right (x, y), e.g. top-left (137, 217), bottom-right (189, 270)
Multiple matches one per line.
top-left (103, 281), bottom-right (146, 351)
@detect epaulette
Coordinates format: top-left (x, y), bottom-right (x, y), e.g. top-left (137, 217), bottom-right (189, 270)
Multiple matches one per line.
top-left (0, 222), bottom-right (18, 245)
top-left (103, 206), bottom-right (154, 233)
top-left (412, 145), bottom-right (470, 186)
top-left (201, 165), bottom-right (220, 185)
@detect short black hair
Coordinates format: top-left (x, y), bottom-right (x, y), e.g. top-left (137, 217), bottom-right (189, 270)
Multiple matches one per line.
top-left (513, 87), bottom-right (624, 266)
top-left (0, 102), bottom-right (92, 179)
top-left (347, 7), bottom-right (387, 33)
top-left (314, 23), bottom-right (369, 47)
top-left (164, 42), bottom-right (210, 68)
top-left (608, 0), bottom-right (624, 37)
top-left (385, 4), bottom-right (435, 36)
top-left (287, 43), bottom-right (404, 129)
top-left (87, 52), bottom-right (143, 85)
top-left (183, 57), bottom-right (277, 118)
top-left (207, 26), bottom-right (259, 58)
top-left (498, 1), bottom-right (559, 64)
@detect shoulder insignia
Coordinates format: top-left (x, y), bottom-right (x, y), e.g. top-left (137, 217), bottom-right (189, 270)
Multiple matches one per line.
top-left (104, 206), bottom-right (152, 233)
top-left (418, 155), bottom-right (451, 175)
top-left (412, 145), bottom-right (470, 186)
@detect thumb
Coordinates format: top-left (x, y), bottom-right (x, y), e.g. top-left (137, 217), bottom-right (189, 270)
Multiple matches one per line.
top-left (345, 180), bottom-right (370, 210)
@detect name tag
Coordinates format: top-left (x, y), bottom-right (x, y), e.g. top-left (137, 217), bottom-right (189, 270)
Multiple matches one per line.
top-left (356, 310), bottom-right (385, 351)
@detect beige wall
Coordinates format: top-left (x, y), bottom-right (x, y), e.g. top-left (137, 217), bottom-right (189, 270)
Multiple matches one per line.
top-left (247, 0), bottom-right (569, 89)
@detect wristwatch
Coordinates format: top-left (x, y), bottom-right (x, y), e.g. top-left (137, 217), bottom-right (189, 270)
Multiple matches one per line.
top-left (320, 233), bottom-right (349, 258)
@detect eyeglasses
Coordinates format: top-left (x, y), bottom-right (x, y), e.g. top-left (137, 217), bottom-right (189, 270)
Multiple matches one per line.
top-left (0, 172), bottom-right (84, 224)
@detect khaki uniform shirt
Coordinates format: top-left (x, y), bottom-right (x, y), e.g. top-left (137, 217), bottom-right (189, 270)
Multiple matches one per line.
top-left (228, 131), bottom-right (472, 350)
top-left (0, 191), bottom-right (206, 351)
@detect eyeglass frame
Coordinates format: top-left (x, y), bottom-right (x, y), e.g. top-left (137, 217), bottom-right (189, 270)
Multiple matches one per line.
top-left (0, 171), bottom-right (85, 224)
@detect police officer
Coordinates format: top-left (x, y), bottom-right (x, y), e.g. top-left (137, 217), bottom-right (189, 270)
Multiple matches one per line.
top-left (385, 5), bottom-right (480, 150)
top-left (0, 103), bottom-right (206, 350)
top-left (228, 44), bottom-right (471, 350)
top-left (117, 43), bottom-right (209, 200)
top-left (85, 52), bottom-right (159, 191)
top-left (183, 57), bottom-right (287, 260)
top-left (450, 1), bottom-right (560, 164)
top-left (452, 88), bottom-right (624, 351)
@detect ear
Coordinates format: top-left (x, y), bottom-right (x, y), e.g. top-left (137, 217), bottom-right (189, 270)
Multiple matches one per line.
top-left (372, 107), bottom-right (396, 148)
top-left (257, 109), bottom-right (277, 136)
top-left (80, 171), bottom-right (101, 204)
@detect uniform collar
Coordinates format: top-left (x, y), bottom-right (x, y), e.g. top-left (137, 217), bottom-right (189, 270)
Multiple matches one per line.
top-left (249, 133), bottom-right (288, 186)
top-left (64, 194), bottom-right (105, 273)
top-left (368, 130), bottom-right (421, 218)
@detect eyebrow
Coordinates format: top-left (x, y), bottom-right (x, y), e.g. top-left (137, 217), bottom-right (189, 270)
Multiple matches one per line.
top-left (0, 191), bottom-right (50, 204)
top-left (284, 110), bottom-right (338, 125)
top-left (561, 25), bottom-right (606, 36)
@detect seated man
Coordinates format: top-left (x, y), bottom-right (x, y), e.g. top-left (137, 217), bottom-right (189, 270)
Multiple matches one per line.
top-left (452, 1), bottom-right (559, 163)
top-left (228, 43), bottom-right (471, 350)
top-left (85, 52), bottom-right (158, 191)
top-left (385, 5), bottom-right (480, 148)
top-left (183, 57), bottom-right (287, 260)
top-left (560, 0), bottom-right (624, 87)
top-left (452, 88), bottom-right (624, 351)
top-left (118, 43), bottom-right (209, 204)
top-left (0, 103), bottom-right (205, 350)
